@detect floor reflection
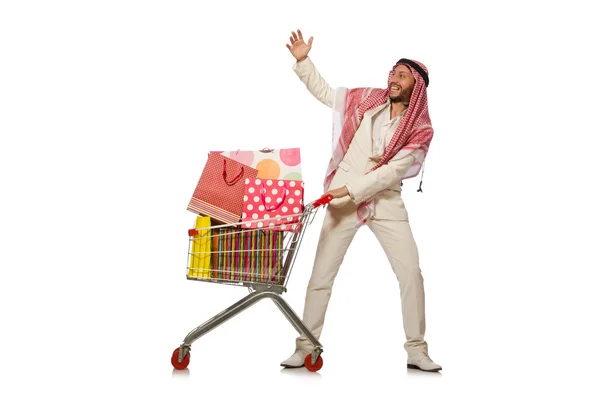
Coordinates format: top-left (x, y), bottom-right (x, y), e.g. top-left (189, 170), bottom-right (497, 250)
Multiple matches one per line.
top-left (406, 368), bottom-right (443, 378)
top-left (279, 367), bottom-right (323, 378)
top-left (171, 368), bottom-right (190, 379)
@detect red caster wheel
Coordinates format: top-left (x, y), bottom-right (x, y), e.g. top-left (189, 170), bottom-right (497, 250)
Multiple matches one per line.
top-left (304, 354), bottom-right (323, 372)
top-left (171, 347), bottom-right (190, 370)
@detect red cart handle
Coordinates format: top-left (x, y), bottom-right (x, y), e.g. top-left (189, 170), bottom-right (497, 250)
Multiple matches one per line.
top-left (312, 193), bottom-right (334, 208)
top-left (188, 194), bottom-right (333, 236)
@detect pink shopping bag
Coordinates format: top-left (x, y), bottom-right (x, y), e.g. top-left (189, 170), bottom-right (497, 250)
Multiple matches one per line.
top-left (240, 178), bottom-right (304, 232)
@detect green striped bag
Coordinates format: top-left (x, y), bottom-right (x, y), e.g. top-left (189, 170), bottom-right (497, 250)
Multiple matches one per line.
top-left (211, 228), bottom-right (284, 284)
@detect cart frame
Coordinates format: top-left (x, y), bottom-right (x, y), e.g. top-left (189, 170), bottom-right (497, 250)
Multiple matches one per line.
top-left (171, 194), bottom-right (333, 372)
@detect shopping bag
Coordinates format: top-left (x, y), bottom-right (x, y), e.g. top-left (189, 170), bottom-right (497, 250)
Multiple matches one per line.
top-left (211, 227), bottom-right (284, 284)
top-left (187, 152), bottom-right (259, 224)
top-left (241, 178), bottom-right (304, 232)
top-left (187, 216), bottom-right (211, 279)
top-left (212, 148), bottom-right (302, 181)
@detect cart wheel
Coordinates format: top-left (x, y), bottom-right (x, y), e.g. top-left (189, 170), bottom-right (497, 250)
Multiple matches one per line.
top-left (171, 347), bottom-right (190, 370)
top-left (304, 354), bottom-right (323, 372)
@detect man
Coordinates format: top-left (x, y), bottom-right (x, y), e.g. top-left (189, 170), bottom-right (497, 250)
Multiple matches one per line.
top-left (281, 29), bottom-right (441, 372)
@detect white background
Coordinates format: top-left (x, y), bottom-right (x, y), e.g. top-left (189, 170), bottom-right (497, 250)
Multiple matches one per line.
top-left (1, 0), bottom-right (599, 396)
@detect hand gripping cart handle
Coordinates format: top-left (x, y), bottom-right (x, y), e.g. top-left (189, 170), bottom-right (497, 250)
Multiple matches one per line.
top-left (171, 194), bottom-right (334, 372)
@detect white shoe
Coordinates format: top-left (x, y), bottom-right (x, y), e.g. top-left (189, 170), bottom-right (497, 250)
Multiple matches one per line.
top-left (280, 350), bottom-right (309, 368)
top-left (407, 352), bottom-right (442, 372)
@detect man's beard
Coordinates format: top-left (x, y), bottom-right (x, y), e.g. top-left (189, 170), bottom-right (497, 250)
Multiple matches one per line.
top-left (389, 86), bottom-right (413, 104)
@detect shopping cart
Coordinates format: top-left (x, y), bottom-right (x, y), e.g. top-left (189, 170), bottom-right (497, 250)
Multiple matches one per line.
top-left (171, 193), bottom-right (333, 372)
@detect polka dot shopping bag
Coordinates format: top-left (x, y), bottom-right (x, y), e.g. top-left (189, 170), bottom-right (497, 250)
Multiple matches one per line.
top-left (241, 178), bottom-right (305, 232)
top-left (211, 148), bottom-right (302, 181)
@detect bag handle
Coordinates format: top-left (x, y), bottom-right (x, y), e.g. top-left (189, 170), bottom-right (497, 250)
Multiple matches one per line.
top-left (260, 183), bottom-right (288, 211)
top-left (259, 147), bottom-right (274, 153)
top-left (222, 159), bottom-right (244, 185)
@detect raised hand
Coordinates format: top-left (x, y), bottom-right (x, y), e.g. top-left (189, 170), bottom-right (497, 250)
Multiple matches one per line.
top-left (286, 29), bottom-right (313, 62)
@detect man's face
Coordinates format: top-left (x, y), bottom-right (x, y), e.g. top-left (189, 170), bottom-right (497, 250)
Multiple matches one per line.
top-left (389, 64), bottom-right (415, 104)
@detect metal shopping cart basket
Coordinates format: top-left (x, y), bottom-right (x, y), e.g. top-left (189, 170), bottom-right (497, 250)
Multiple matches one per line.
top-left (171, 193), bottom-right (333, 372)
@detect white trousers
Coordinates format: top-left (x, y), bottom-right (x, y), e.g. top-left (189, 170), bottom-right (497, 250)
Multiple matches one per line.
top-left (295, 203), bottom-right (428, 356)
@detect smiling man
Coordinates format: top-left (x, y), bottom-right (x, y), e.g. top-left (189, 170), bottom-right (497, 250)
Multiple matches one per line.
top-left (281, 29), bottom-right (442, 372)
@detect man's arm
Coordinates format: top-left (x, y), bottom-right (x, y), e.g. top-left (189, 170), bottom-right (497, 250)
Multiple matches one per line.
top-left (286, 29), bottom-right (334, 108)
top-left (292, 57), bottom-right (334, 108)
top-left (345, 154), bottom-right (416, 204)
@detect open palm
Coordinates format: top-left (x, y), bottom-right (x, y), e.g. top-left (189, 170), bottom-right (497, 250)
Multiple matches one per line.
top-left (286, 29), bottom-right (313, 61)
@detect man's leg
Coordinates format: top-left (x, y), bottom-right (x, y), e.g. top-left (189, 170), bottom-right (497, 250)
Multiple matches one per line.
top-left (367, 218), bottom-right (428, 356)
top-left (294, 204), bottom-right (360, 352)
